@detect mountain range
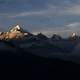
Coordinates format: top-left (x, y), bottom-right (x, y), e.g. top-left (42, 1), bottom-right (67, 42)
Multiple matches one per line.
top-left (0, 24), bottom-right (80, 64)
top-left (0, 24), bottom-right (80, 41)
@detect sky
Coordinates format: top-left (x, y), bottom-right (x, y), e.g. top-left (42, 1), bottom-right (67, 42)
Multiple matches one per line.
top-left (0, 0), bottom-right (80, 37)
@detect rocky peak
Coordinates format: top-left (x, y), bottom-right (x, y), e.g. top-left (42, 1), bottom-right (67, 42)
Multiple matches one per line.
top-left (9, 24), bottom-right (24, 33)
top-left (51, 33), bottom-right (62, 40)
top-left (36, 33), bottom-right (48, 40)
top-left (0, 24), bottom-right (34, 40)
top-left (71, 32), bottom-right (77, 37)
top-left (69, 32), bottom-right (79, 40)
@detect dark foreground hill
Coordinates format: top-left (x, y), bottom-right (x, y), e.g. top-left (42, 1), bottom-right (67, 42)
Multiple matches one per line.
top-left (0, 47), bottom-right (80, 76)
top-left (0, 48), bottom-right (75, 64)
top-left (0, 40), bottom-right (79, 74)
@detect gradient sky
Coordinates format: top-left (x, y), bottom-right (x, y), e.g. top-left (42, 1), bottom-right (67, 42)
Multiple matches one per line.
top-left (0, 0), bottom-right (80, 37)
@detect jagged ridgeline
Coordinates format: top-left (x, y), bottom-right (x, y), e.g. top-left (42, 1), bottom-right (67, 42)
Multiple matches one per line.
top-left (0, 24), bottom-right (33, 40)
top-left (0, 24), bottom-right (79, 41)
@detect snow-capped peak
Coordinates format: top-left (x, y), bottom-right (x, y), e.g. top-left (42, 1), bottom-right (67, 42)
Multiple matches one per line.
top-left (10, 24), bottom-right (22, 32)
top-left (15, 25), bottom-right (21, 30)
top-left (71, 32), bottom-right (77, 37)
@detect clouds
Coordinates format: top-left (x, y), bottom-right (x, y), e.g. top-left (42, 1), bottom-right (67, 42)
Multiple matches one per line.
top-left (64, 5), bottom-right (80, 15)
top-left (5, 3), bottom-right (80, 18)
top-left (1, 0), bottom-right (80, 17)
top-left (1, 0), bottom-right (80, 37)
top-left (33, 22), bottom-right (80, 37)
top-left (0, 0), bottom-right (80, 12)
top-left (5, 5), bottom-right (70, 18)
top-left (66, 22), bottom-right (80, 31)
top-left (0, 0), bottom-right (48, 12)
top-left (8, 10), bottom-right (48, 18)
top-left (67, 22), bottom-right (80, 28)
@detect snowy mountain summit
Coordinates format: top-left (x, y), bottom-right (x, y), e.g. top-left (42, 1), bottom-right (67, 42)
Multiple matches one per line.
top-left (9, 24), bottom-right (26, 33)
top-left (69, 32), bottom-right (79, 40)
top-left (0, 24), bottom-right (32, 40)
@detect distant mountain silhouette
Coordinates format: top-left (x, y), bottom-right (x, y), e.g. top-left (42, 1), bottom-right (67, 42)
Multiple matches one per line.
top-left (0, 46), bottom-right (76, 64)
top-left (36, 33), bottom-right (49, 40)
top-left (51, 33), bottom-right (62, 40)
top-left (9, 24), bottom-right (29, 33)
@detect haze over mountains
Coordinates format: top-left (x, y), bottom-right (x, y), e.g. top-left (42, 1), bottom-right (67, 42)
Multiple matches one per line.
top-left (0, 24), bottom-right (80, 64)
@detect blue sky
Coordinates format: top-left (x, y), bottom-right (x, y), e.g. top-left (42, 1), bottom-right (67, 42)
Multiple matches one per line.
top-left (0, 0), bottom-right (80, 37)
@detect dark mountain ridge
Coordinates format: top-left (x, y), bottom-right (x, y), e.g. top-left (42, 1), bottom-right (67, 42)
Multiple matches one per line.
top-left (0, 24), bottom-right (80, 65)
